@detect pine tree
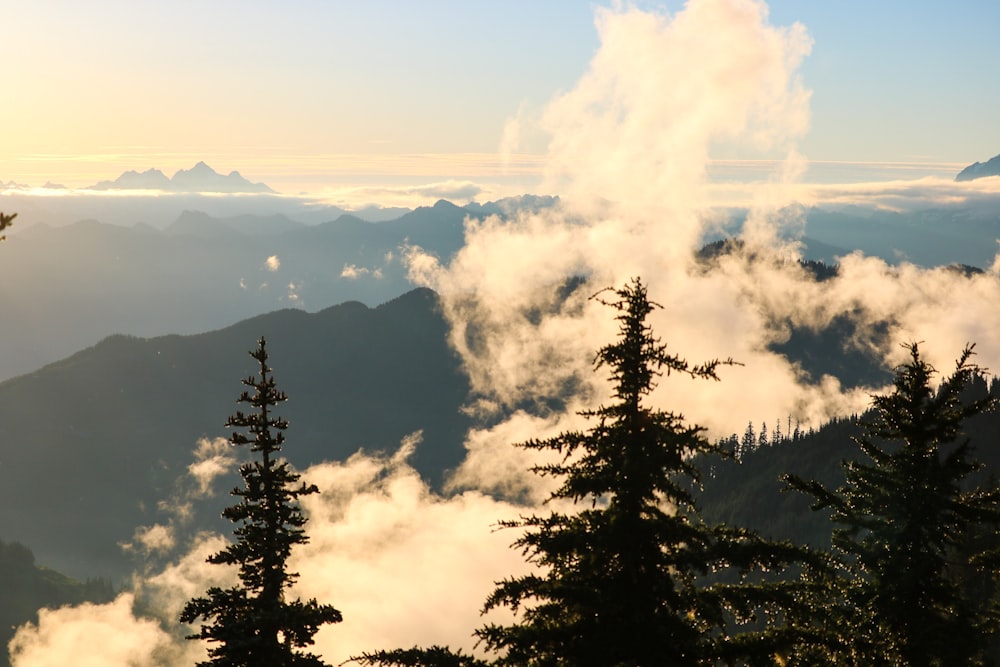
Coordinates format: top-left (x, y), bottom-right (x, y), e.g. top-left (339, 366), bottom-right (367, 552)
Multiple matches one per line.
top-left (786, 343), bottom-right (1000, 666)
top-left (475, 278), bottom-right (821, 666)
top-left (181, 337), bottom-right (342, 667)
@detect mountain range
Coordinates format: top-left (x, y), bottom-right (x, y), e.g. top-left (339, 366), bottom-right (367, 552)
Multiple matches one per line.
top-left (2, 193), bottom-right (999, 384)
top-left (87, 161), bottom-right (275, 193)
top-left (0, 199), bottom-right (484, 380)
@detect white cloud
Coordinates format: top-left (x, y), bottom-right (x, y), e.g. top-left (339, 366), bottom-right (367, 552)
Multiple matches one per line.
top-left (265, 255), bottom-right (280, 272)
top-left (9, 438), bottom-right (530, 666)
top-left (187, 437), bottom-right (236, 497)
top-left (340, 264), bottom-right (384, 280)
top-left (8, 593), bottom-right (200, 667)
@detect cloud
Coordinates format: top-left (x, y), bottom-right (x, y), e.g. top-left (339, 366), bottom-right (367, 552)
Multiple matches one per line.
top-left (8, 593), bottom-right (200, 667)
top-left (404, 0), bottom-right (828, 444)
top-left (265, 255), bottom-right (280, 272)
top-left (8, 437), bottom-right (530, 666)
top-left (340, 263), bottom-right (385, 280)
top-left (186, 437), bottom-right (237, 498)
top-left (286, 435), bottom-right (529, 661)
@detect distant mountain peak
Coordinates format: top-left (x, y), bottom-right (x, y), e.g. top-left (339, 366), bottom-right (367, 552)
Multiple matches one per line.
top-left (88, 162), bottom-right (275, 194)
top-left (955, 153), bottom-right (1000, 182)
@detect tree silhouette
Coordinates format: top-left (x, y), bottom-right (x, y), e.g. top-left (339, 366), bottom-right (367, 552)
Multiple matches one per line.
top-left (181, 337), bottom-right (341, 666)
top-left (786, 343), bottom-right (1000, 666)
top-left (356, 279), bottom-right (824, 666)
top-left (1, 211), bottom-right (15, 241)
top-left (475, 279), bottom-right (824, 666)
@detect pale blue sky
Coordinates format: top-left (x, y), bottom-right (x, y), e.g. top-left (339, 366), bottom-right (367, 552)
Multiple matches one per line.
top-left (2, 0), bottom-right (998, 196)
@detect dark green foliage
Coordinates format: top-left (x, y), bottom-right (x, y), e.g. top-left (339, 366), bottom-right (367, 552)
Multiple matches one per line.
top-left (786, 343), bottom-right (1000, 666)
top-left (0, 211), bottom-right (14, 241)
top-left (180, 338), bottom-right (341, 666)
top-left (476, 278), bottom-right (823, 666)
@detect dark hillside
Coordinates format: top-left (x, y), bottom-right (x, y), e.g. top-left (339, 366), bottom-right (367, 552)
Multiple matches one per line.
top-left (699, 377), bottom-right (1000, 548)
top-left (0, 539), bottom-right (114, 667)
top-left (0, 288), bottom-right (470, 579)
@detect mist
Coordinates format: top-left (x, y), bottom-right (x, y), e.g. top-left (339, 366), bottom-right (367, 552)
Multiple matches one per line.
top-left (10, 0), bottom-right (1000, 665)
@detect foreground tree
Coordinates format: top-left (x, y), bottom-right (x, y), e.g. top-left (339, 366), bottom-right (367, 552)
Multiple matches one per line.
top-left (181, 337), bottom-right (342, 666)
top-left (786, 343), bottom-right (1000, 666)
top-left (358, 278), bottom-right (824, 666)
top-left (1, 211), bottom-right (15, 241)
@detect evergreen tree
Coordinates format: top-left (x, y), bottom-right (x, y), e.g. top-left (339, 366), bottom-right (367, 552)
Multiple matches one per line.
top-left (181, 337), bottom-right (342, 667)
top-left (741, 421), bottom-right (756, 457)
top-left (355, 279), bottom-right (824, 667)
top-left (475, 279), bottom-right (821, 666)
top-left (1, 211), bottom-right (15, 241)
top-left (758, 421), bottom-right (769, 448)
top-left (786, 343), bottom-right (1000, 666)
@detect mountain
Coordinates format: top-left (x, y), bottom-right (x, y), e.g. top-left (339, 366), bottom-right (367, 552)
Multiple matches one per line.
top-left (956, 153), bottom-right (1000, 181)
top-left (165, 210), bottom-right (306, 236)
top-left (0, 288), bottom-right (472, 580)
top-left (90, 167), bottom-right (172, 191)
top-left (698, 375), bottom-right (1000, 549)
top-left (0, 202), bottom-right (479, 380)
top-left (170, 161), bottom-right (274, 193)
top-left (88, 161), bottom-right (275, 193)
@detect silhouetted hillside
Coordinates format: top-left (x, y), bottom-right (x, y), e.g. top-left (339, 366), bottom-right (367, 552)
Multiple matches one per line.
top-left (0, 288), bottom-right (470, 579)
top-left (0, 539), bottom-right (114, 667)
top-left (698, 375), bottom-right (1000, 549)
top-left (956, 153), bottom-right (1000, 181)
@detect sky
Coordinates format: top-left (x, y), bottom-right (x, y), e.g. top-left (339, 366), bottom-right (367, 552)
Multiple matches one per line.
top-left (6, 1), bottom-right (1000, 665)
top-left (3, 0), bottom-right (1000, 205)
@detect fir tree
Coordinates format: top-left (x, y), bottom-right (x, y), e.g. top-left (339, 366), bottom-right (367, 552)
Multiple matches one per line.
top-left (786, 343), bottom-right (1000, 666)
top-left (740, 421), bottom-right (756, 457)
top-left (1, 211), bottom-right (15, 242)
top-left (355, 279), bottom-right (824, 667)
top-left (181, 337), bottom-right (342, 667)
top-left (476, 279), bottom-right (822, 666)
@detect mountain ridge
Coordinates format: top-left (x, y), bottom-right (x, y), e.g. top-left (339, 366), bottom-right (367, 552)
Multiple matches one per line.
top-left (0, 287), bottom-right (471, 580)
top-left (88, 161), bottom-right (275, 193)
top-left (956, 153), bottom-right (1000, 181)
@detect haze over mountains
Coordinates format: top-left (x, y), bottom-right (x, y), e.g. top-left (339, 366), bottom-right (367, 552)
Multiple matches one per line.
top-left (0, 196), bottom-right (558, 380)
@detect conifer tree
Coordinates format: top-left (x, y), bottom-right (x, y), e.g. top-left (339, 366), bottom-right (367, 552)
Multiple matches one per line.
top-left (181, 337), bottom-right (342, 667)
top-left (476, 279), bottom-right (826, 666)
top-left (356, 279), bottom-right (824, 667)
top-left (786, 343), bottom-right (1000, 666)
top-left (1, 211), bottom-right (15, 241)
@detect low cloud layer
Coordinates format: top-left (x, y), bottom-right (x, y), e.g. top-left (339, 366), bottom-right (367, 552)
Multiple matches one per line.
top-left (10, 437), bottom-right (528, 665)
